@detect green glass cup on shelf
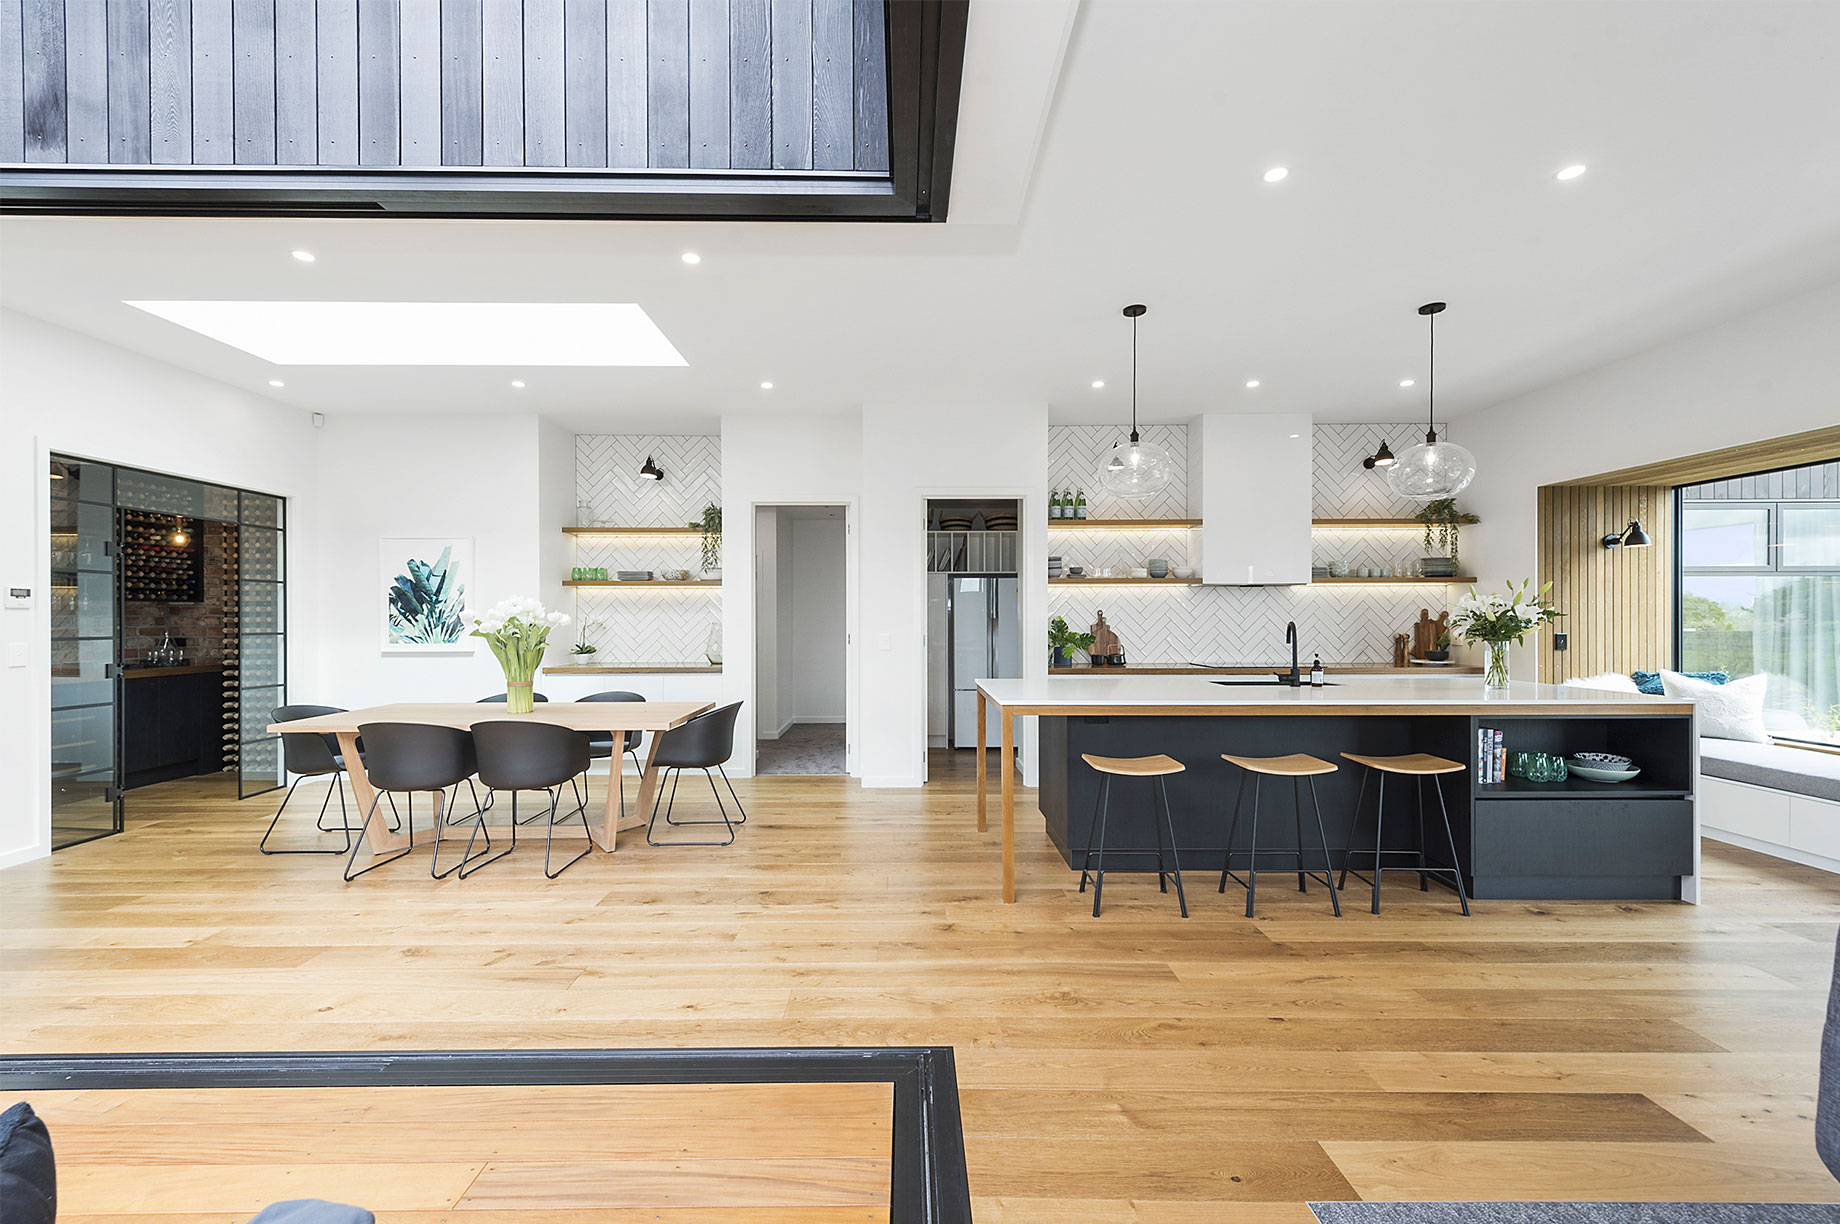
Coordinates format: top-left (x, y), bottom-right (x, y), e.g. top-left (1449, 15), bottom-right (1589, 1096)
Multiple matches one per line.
top-left (1508, 751), bottom-right (1569, 783)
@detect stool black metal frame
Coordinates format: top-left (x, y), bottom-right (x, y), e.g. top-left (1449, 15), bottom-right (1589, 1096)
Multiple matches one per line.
top-left (1078, 772), bottom-right (1188, 918)
top-left (1217, 769), bottom-right (1342, 918)
top-left (647, 766), bottom-right (747, 847)
top-left (1337, 767), bottom-right (1471, 916)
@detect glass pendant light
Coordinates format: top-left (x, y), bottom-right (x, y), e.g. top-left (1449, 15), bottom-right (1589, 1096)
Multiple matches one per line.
top-left (1387, 302), bottom-right (1477, 501)
top-left (1099, 304), bottom-right (1174, 500)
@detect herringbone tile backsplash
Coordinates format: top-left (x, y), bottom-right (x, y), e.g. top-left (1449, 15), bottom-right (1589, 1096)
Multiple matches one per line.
top-left (1047, 422), bottom-right (1459, 665)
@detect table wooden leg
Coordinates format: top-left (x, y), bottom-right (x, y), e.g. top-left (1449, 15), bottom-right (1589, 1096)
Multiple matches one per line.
top-left (976, 691), bottom-right (987, 833)
top-left (1000, 709), bottom-right (1015, 903)
top-left (594, 732), bottom-right (665, 852)
top-left (337, 732), bottom-right (407, 856)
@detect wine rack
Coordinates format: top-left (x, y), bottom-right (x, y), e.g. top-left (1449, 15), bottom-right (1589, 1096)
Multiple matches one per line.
top-left (221, 523), bottom-right (241, 771)
top-left (119, 511), bottom-right (202, 603)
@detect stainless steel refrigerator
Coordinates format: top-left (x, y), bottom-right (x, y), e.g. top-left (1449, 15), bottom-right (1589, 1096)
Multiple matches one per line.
top-left (950, 576), bottom-right (1020, 748)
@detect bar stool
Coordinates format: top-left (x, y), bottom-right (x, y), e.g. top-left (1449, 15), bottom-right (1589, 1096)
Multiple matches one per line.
top-left (1337, 753), bottom-right (1471, 916)
top-left (1077, 754), bottom-right (1188, 918)
top-left (1218, 754), bottom-right (1343, 918)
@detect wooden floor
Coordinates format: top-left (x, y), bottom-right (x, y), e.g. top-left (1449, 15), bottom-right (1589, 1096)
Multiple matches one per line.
top-left (6, 751), bottom-right (1840, 1221)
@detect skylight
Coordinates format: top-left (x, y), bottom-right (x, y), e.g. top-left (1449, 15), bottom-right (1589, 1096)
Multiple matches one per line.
top-left (122, 301), bottom-right (688, 366)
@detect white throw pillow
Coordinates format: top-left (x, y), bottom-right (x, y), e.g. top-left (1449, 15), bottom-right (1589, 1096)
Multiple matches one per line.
top-left (1660, 670), bottom-right (1770, 743)
top-left (1564, 672), bottom-right (1640, 693)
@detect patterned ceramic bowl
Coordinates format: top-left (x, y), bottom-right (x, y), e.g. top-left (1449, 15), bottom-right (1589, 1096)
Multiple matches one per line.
top-left (1571, 751), bottom-right (1634, 769)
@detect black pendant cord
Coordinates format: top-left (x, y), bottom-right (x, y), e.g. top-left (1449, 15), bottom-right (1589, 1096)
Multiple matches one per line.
top-left (1129, 310), bottom-right (1140, 444)
top-left (1417, 301), bottom-right (1447, 446)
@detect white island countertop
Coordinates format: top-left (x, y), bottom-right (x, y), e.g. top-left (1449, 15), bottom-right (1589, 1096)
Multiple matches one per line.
top-left (976, 674), bottom-right (1693, 716)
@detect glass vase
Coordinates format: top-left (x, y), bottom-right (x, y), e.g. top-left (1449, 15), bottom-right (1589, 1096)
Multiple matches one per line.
top-left (1483, 641), bottom-right (1511, 691)
top-left (705, 622), bottom-right (724, 665)
top-left (504, 678), bottom-right (536, 714)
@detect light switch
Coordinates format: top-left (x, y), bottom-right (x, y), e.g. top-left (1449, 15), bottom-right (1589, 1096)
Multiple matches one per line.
top-left (6, 642), bottom-right (26, 667)
top-left (4, 587), bottom-right (30, 609)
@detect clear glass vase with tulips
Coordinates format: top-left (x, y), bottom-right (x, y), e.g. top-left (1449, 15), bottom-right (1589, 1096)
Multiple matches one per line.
top-left (469, 597), bottom-right (569, 713)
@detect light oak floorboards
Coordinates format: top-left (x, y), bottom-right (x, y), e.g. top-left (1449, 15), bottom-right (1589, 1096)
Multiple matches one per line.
top-left (6, 759), bottom-right (1840, 1217)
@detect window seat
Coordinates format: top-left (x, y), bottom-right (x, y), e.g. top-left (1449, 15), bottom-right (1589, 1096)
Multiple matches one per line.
top-left (1700, 738), bottom-right (1840, 873)
top-left (1700, 738), bottom-right (1840, 803)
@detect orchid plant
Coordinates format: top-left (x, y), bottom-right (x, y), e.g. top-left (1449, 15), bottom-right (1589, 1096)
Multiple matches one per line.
top-left (469, 596), bottom-right (569, 713)
top-left (1449, 579), bottom-right (1562, 689)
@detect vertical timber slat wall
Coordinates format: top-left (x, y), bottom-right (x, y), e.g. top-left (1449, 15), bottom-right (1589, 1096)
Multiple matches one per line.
top-left (1, 0), bottom-right (893, 174)
top-left (1535, 484), bottom-right (1676, 683)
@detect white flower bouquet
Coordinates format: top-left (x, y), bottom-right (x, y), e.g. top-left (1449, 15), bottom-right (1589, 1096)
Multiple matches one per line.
top-left (1449, 579), bottom-right (1561, 689)
top-left (469, 596), bottom-right (569, 713)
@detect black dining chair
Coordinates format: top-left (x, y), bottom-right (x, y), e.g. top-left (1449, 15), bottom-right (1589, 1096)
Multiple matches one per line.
top-left (473, 692), bottom-right (552, 823)
top-left (578, 691), bottom-right (647, 816)
top-left (469, 721), bottom-right (594, 878)
top-left (646, 702), bottom-right (747, 847)
top-left (344, 723), bottom-right (480, 882)
top-left (263, 705), bottom-right (395, 855)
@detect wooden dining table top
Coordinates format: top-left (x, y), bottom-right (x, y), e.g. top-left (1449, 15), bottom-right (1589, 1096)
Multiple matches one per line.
top-left (265, 701), bottom-right (715, 736)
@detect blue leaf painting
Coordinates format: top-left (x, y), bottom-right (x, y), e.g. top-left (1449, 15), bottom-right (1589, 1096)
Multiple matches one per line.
top-left (387, 546), bottom-right (467, 644)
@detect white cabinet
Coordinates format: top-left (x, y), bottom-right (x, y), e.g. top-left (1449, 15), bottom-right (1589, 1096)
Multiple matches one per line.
top-left (1189, 413), bottom-right (1313, 585)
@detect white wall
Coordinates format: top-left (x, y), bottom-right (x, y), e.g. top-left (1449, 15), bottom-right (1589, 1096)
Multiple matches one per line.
top-left (0, 309), bottom-right (322, 868)
top-left (1458, 279), bottom-right (1840, 678)
top-left (719, 415), bottom-right (863, 774)
top-left (310, 412), bottom-right (552, 707)
top-left (858, 402), bottom-right (1049, 788)
top-left (790, 517), bottom-right (847, 722)
top-left (775, 511), bottom-right (796, 730)
top-left (753, 505), bottom-right (782, 736)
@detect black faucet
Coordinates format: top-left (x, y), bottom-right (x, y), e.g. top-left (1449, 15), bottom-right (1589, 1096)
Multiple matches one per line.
top-left (1279, 621), bottom-right (1302, 686)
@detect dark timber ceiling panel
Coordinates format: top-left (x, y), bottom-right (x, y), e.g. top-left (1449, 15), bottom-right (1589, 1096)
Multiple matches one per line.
top-left (0, 0), bottom-right (962, 219)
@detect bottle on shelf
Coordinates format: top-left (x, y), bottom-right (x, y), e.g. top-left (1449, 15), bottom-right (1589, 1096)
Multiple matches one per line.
top-left (1074, 489), bottom-right (1088, 519)
top-left (1049, 490), bottom-right (1062, 519)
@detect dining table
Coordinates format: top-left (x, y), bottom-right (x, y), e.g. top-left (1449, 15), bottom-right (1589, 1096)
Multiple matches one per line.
top-left (264, 701), bottom-right (715, 861)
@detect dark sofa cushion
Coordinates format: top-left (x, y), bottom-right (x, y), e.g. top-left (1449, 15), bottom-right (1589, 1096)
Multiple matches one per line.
top-left (248, 1201), bottom-right (376, 1224)
top-left (0, 1101), bottom-right (56, 1224)
top-left (1631, 669), bottom-right (1727, 696)
top-left (1699, 738), bottom-right (1840, 804)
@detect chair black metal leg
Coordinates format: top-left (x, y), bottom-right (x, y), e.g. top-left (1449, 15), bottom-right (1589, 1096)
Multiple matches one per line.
top-left (1219, 770), bottom-right (1247, 894)
top-left (647, 768), bottom-right (736, 846)
top-left (1090, 776), bottom-right (1112, 918)
top-left (1432, 775), bottom-right (1472, 916)
top-left (545, 786), bottom-right (593, 877)
top-left (1370, 774), bottom-right (1387, 915)
top-left (1339, 768), bottom-right (1370, 890)
top-left (1416, 776), bottom-right (1430, 891)
top-left (1307, 776), bottom-right (1342, 918)
top-left (1079, 776), bottom-right (1105, 894)
top-left (1292, 778), bottom-right (1308, 892)
top-left (311, 777), bottom-right (339, 831)
top-left (662, 765), bottom-right (741, 827)
top-left (385, 792), bottom-right (403, 833)
top-left (1155, 776), bottom-right (1188, 918)
top-left (343, 789), bottom-right (415, 881)
top-left (262, 776), bottom-right (354, 856)
top-left (716, 766), bottom-right (747, 824)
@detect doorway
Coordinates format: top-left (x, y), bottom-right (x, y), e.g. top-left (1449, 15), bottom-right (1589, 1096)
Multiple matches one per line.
top-left (48, 455), bottom-right (287, 850)
top-left (925, 498), bottom-right (1022, 775)
top-left (754, 505), bottom-right (849, 775)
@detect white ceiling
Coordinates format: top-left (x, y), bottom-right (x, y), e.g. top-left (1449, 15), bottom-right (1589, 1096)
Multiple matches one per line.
top-left (4, 0), bottom-right (1839, 435)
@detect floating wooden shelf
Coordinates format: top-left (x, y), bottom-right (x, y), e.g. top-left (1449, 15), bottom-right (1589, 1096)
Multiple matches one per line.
top-left (544, 664), bottom-right (722, 674)
top-left (1313, 575), bottom-right (1475, 585)
top-left (1311, 517), bottom-right (1482, 528)
top-left (564, 526), bottom-right (701, 536)
top-left (1047, 518), bottom-right (1201, 529)
top-left (563, 580), bottom-right (718, 589)
top-left (1049, 577), bottom-right (1201, 586)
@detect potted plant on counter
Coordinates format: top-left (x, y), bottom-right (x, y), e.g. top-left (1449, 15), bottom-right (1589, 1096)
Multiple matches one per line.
top-left (691, 503), bottom-right (722, 580)
top-left (1450, 579), bottom-right (1561, 691)
top-left (469, 596), bottom-right (568, 713)
top-left (1048, 616), bottom-right (1095, 669)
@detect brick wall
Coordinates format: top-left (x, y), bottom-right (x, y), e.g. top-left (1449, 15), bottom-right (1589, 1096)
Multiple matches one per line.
top-left (123, 520), bottom-right (232, 665)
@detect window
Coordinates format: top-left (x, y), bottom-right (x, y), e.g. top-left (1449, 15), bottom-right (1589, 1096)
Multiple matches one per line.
top-left (1679, 461), bottom-right (1840, 746)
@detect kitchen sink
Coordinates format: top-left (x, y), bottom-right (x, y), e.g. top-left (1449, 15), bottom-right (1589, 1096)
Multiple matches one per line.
top-left (1210, 677), bottom-right (1340, 687)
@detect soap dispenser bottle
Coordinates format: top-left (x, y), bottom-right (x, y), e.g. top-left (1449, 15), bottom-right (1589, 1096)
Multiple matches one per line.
top-left (1310, 654), bottom-right (1325, 687)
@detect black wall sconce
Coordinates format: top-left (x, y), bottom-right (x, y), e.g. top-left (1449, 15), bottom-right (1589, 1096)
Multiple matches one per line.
top-left (1602, 519), bottom-right (1652, 550)
top-left (1362, 440), bottom-right (1396, 470)
top-left (638, 456), bottom-right (665, 482)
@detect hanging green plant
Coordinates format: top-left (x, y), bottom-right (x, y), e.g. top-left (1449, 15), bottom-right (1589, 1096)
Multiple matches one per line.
top-left (1416, 498), bottom-right (1479, 568)
top-left (689, 503), bottom-right (723, 572)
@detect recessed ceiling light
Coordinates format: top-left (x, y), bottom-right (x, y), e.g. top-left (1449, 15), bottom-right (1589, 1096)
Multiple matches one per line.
top-left (122, 302), bottom-right (688, 366)
top-left (1262, 167), bottom-right (1288, 183)
top-left (290, 250), bottom-right (315, 263)
top-left (760, 381), bottom-right (774, 390)
top-left (681, 252), bottom-right (702, 265)
top-left (1091, 380), bottom-right (1105, 390)
top-left (510, 379), bottom-right (526, 388)
top-left (1288, 433), bottom-right (1300, 439)
top-left (1555, 164), bottom-right (1587, 181)
top-left (267, 379), bottom-right (285, 388)
top-left (1399, 378), bottom-right (1415, 387)
top-left (1245, 379), bottom-right (1260, 389)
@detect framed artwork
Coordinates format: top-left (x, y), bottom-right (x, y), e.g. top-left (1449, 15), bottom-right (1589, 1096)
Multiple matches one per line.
top-left (380, 538), bottom-right (474, 653)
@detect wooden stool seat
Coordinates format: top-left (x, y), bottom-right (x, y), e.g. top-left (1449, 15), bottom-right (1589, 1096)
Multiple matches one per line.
top-left (1222, 752), bottom-right (1337, 777)
top-left (1340, 752), bottom-right (1466, 776)
top-left (1081, 753), bottom-right (1185, 777)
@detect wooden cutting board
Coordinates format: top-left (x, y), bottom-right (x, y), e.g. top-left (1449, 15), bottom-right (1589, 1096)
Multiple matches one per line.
top-left (1411, 609), bottom-right (1449, 659)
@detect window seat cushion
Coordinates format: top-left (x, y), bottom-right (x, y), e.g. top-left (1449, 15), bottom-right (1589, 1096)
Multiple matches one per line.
top-left (1700, 738), bottom-right (1840, 804)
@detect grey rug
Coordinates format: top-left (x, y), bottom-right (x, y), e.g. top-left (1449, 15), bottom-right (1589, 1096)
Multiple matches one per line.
top-left (1311, 1204), bottom-right (1840, 1224)
top-left (756, 723), bottom-right (846, 775)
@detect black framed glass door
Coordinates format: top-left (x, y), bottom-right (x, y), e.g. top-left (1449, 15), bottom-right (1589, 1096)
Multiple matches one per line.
top-left (49, 458), bottom-right (120, 849)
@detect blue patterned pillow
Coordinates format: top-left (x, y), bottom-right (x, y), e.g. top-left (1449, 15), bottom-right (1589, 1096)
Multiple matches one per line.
top-left (1631, 670), bottom-right (1727, 696)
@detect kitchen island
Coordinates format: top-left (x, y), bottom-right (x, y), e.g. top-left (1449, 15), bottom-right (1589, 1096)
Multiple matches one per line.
top-left (974, 675), bottom-right (1698, 905)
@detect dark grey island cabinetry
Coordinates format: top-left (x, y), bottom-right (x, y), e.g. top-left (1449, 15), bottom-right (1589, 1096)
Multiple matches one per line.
top-left (982, 676), bottom-right (1701, 904)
